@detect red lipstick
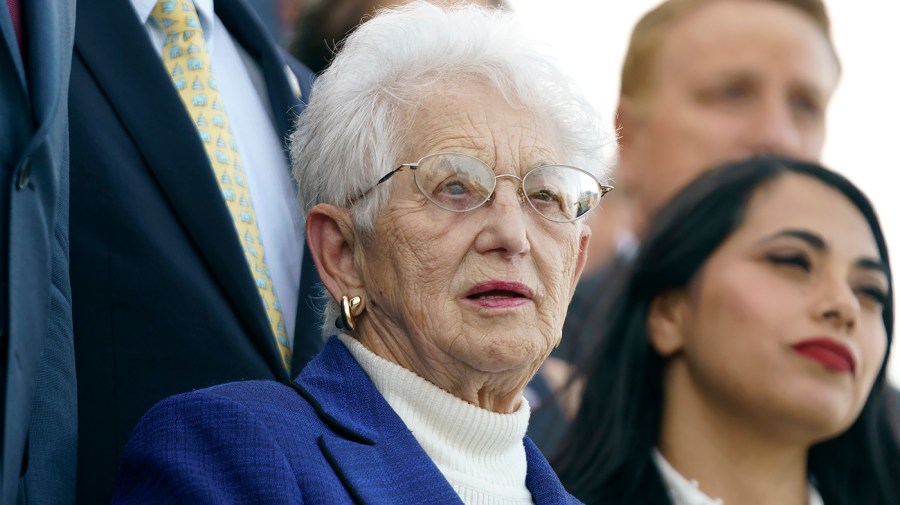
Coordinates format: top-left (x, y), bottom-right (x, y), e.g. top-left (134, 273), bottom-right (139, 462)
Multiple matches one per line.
top-left (463, 281), bottom-right (533, 309)
top-left (792, 338), bottom-right (856, 374)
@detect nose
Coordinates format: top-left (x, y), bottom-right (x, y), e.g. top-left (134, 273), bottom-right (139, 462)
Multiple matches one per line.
top-left (748, 96), bottom-right (803, 157)
top-left (473, 178), bottom-right (530, 258)
top-left (814, 275), bottom-right (860, 333)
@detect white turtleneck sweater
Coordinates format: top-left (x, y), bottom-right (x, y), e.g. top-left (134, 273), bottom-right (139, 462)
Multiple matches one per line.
top-left (652, 450), bottom-right (825, 505)
top-left (337, 334), bottom-right (534, 505)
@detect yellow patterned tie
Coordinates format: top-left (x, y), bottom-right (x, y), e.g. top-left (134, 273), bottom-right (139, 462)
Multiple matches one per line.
top-left (151, 0), bottom-right (292, 370)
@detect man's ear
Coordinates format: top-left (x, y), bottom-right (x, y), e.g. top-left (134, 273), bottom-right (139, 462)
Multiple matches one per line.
top-left (615, 97), bottom-right (636, 149)
top-left (647, 289), bottom-right (688, 357)
top-left (305, 204), bottom-right (364, 301)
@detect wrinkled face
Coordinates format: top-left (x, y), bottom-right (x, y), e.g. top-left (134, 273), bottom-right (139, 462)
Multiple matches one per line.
top-left (658, 174), bottom-right (889, 443)
top-left (621, 0), bottom-right (840, 228)
top-left (357, 83), bottom-right (590, 380)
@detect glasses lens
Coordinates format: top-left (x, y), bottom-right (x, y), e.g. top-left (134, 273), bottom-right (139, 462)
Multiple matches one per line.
top-left (523, 166), bottom-right (601, 222)
top-left (414, 153), bottom-right (495, 212)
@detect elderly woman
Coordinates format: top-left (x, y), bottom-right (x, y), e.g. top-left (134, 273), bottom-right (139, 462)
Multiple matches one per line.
top-left (113, 2), bottom-right (611, 503)
top-left (555, 157), bottom-right (899, 504)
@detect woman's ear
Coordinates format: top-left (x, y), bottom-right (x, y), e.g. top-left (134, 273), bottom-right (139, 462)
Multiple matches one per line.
top-left (305, 204), bottom-right (364, 301)
top-left (569, 228), bottom-right (591, 299)
top-left (647, 289), bottom-right (688, 357)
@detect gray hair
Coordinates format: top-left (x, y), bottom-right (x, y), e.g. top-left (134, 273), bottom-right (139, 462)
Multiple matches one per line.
top-left (290, 0), bottom-right (612, 334)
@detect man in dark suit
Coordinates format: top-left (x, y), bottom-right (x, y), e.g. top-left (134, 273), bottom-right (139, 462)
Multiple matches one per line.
top-left (68, 0), bottom-right (322, 501)
top-left (1, 0), bottom-right (77, 503)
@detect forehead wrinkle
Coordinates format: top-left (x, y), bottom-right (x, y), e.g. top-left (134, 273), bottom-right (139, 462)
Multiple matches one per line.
top-left (412, 104), bottom-right (562, 176)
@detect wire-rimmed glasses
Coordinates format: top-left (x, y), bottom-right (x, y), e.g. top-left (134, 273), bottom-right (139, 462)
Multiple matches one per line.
top-left (348, 152), bottom-right (613, 223)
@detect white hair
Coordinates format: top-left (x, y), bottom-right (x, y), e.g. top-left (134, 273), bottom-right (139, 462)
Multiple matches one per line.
top-left (290, 0), bottom-right (612, 333)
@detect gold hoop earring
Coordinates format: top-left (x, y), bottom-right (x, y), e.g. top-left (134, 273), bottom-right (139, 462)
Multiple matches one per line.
top-left (336, 295), bottom-right (362, 332)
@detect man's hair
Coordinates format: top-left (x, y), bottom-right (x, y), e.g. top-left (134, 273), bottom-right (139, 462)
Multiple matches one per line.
top-left (620, 0), bottom-right (837, 108)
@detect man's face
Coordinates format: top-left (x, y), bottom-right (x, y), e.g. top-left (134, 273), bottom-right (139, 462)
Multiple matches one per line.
top-left (619, 0), bottom-right (840, 230)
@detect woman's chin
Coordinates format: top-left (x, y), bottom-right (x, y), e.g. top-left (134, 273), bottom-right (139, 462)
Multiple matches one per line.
top-left (457, 331), bottom-right (549, 375)
top-left (764, 385), bottom-right (864, 444)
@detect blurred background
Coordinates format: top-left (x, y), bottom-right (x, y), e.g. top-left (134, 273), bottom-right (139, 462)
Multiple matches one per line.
top-left (249, 0), bottom-right (900, 382)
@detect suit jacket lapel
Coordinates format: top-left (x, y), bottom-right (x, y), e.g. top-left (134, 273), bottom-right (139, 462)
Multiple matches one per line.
top-left (215, 0), bottom-right (299, 145)
top-left (291, 247), bottom-right (324, 376)
top-left (1, 8), bottom-right (26, 91)
top-left (24, 0), bottom-right (69, 134)
top-left (217, 0), bottom-right (323, 371)
top-left (296, 339), bottom-right (463, 504)
top-left (73, 0), bottom-right (287, 380)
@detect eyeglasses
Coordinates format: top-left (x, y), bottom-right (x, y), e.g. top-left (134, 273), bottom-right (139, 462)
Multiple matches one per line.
top-left (348, 152), bottom-right (613, 223)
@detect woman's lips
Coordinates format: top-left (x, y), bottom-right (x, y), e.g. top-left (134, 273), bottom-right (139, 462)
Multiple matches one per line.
top-left (792, 338), bottom-right (856, 374)
top-left (463, 281), bottom-right (533, 309)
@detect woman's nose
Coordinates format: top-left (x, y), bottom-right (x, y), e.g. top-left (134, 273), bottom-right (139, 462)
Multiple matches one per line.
top-left (814, 276), bottom-right (860, 333)
top-left (473, 179), bottom-right (530, 257)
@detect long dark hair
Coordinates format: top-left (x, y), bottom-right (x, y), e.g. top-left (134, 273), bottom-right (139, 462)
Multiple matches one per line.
top-left (554, 157), bottom-right (898, 504)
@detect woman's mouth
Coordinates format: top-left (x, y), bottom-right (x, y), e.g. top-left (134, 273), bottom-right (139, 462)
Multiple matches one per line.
top-left (792, 338), bottom-right (856, 374)
top-left (463, 282), bottom-right (533, 309)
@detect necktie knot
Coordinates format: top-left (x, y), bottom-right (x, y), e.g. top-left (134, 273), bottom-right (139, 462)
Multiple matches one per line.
top-left (151, 0), bottom-right (201, 40)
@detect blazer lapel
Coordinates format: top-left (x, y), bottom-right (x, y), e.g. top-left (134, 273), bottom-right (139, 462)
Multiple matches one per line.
top-left (524, 437), bottom-right (581, 505)
top-left (73, 0), bottom-right (287, 380)
top-left (295, 339), bottom-right (463, 504)
top-left (319, 432), bottom-right (464, 505)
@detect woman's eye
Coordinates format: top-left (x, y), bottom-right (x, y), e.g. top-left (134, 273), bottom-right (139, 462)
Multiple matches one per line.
top-left (529, 189), bottom-right (561, 203)
top-left (437, 180), bottom-right (470, 197)
top-left (767, 253), bottom-right (811, 271)
top-left (856, 286), bottom-right (888, 307)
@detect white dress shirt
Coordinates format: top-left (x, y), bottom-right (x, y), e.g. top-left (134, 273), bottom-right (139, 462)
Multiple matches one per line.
top-left (129, 0), bottom-right (303, 347)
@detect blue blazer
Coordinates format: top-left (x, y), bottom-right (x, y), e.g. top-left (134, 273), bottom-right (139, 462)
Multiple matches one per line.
top-left (1, 0), bottom-right (77, 503)
top-left (114, 338), bottom-right (582, 504)
top-left (68, 0), bottom-right (322, 501)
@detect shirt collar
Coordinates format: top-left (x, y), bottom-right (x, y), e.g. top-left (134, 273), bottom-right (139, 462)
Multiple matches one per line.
top-left (131, 0), bottom-right (216, 40)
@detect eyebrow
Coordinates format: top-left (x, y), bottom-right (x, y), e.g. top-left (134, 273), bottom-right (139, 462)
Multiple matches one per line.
top-left (759, 229), bottom-right (890, 276)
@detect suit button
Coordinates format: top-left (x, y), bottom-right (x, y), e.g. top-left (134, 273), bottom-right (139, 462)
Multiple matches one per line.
top-left (16, 159), bottom-right (32, 190)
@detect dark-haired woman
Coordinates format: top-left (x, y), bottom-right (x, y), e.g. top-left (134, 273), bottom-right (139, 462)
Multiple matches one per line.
top-left (555, 157), bottom-right (899, 505)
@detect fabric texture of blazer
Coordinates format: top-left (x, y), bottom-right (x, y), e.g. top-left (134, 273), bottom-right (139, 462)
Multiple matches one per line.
top-left (1, 0), bottom-right (77, 503)
top-left (113, 337), bottom-right (583, 504)
top-left (68, 0), bottom-right (322, 501)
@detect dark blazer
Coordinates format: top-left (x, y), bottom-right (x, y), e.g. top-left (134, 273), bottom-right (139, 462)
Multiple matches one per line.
top-left (1, 0), bottom-right (77, 503)
top-left (68, 0), bottom-right (322, 502)
top-left (113, 337), bottom-right (582, 504)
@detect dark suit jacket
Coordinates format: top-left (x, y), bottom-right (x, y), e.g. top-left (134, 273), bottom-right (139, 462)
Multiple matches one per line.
top-left (1, 0), bottom-right (77, 503)
top-left (68, 0), bottom-right (322, 501)
top-left (113, 337), bottom-right (582, 504)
